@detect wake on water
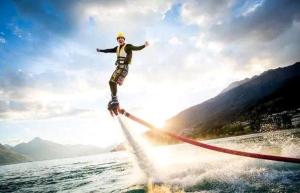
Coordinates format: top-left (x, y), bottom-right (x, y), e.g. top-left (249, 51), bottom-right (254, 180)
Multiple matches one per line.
top-left (1, 119), bottom-right (299, 192)
top-left (117, 115), bottom-right (184, 193)
top-left (117, 116), bottom-right (300, 193)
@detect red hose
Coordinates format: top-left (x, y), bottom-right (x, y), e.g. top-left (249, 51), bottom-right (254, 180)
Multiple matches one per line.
top-left (119, 109), bottom-right (300, 164)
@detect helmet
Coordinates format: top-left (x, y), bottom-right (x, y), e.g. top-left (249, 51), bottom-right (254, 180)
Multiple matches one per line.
top-left (116, 32), bottom-right (125, 39)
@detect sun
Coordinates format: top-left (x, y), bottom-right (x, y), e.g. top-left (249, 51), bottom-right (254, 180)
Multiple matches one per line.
top-left (139, 96), bottom-right (179, 129)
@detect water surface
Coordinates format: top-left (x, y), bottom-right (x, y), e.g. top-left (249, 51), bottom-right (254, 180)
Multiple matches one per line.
top-left (1, 129), bottom-right (300, 193)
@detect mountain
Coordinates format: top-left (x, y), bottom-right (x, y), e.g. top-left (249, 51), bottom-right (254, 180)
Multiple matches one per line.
top-left (164, 62), bottom-right (300, 139)
top-left (13, 137), bottom-right (110, 161)
top-left (221, 78), bottom-right (250, 93)
top-left (111, 143), bottom-right (126, 152)
top-left (4, 144), bottom-right (14, 150)
top-left (0, 143), bottom-right (30, 165)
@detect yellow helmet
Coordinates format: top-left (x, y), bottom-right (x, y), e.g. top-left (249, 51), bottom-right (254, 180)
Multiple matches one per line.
top-left (116, 32), bottom-right (125, 39)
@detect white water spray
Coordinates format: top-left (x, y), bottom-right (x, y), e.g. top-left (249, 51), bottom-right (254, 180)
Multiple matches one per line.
top-left (117, 115), bottom-right (157, 179)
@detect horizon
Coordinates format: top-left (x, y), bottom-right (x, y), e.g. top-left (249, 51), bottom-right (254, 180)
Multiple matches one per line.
top-left (2, 136), bottom-right (115, 148)
top-left (1, 0), bottom-right (300, 147)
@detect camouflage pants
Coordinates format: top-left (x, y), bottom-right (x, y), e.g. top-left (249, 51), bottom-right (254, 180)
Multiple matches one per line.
top-left (109, 64), bottom-right (129, 86)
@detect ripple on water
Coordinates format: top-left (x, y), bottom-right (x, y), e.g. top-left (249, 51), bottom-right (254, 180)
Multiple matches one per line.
top-left (1, 130), bottom-right (300, 193)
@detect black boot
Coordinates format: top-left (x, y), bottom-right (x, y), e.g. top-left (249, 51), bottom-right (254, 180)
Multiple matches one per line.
top-left (108, 96), bottom-right (119, 116)
top-left (111, 96), bottom-right (119, 105)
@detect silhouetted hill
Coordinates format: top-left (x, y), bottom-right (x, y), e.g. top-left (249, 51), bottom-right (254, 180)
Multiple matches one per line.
top-left (0, 143), bottom-right (30, 165)
top-left (13, 137), bottom-right (110, 161)
top-left (221, 78), bottom-right (250, 93)
top-left (164, 62), bottom-right (300, 139)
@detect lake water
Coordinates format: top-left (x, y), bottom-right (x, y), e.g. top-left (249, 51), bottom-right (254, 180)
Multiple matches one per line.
top-left (1, 129), bottom-right (300, 193)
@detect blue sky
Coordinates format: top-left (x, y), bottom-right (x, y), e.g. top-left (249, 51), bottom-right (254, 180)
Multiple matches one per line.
top-left (0, 0), bottom-right (299, 147)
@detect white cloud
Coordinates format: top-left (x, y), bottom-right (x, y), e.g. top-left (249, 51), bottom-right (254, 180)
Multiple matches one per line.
top-left (5, 0), bottom-right (297, 111)
top-left (241, 0), bottom-right (265, 17)
top-left (2, 0), bottom-right (300, 146)
top-left (0, 36), bottom-right (5, 44)
top-left (76, 0), bottom-right (172, 36)
top-left (180, 0), bottom-right (300, 73)
top-left (181, 0), bottom-right (233, 26)
top-left (168, 36), bottom-right (183, 45)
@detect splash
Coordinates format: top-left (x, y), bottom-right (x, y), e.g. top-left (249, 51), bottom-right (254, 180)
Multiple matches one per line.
top-left (148, 129), bottom-right (300, 192)
top-left (147, 179), bottom-right (184, 193)
top-left (117, 115), bottom-right (157, 179)
top-left (117, 116), bottom-right (186, 192)
top-left (118, 115), bottom-right (300, 192)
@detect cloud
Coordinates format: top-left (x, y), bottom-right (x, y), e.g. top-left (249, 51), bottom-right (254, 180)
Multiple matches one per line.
top-left (180, 0), bottom-right (300, 42)
top-left (0, 36), bottom-right (5, 44)
top-left (0, 0), bottom-right (173, 121)
top-left (168, 36), bottom-right (183, 45)
top-left (181, 0), bottom-right (234, 26)
top-left (12, 0), bottom-right (172, 38)
top-left (241, 0), bottom-right (264, 17)
top-left (2, 0), bottom-right (299, 120)
top-left (0, 69), bottom-right (97, 121)
top-left (1, 0), bottom-right (300, 146)
top-left (180, 0), bottom-right (300, 71)
top-left (0, 99), bottom-right (93, 120)
top-left (211, 0), bottom-right (300, 42)
top-left (75, 0), bottom-right (172, 39)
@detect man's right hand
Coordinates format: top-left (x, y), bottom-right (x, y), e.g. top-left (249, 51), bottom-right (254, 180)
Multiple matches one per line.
top-left (96, 48), bottom-right (101, 52)
top-left (144, 41), bottom-right (149, 47)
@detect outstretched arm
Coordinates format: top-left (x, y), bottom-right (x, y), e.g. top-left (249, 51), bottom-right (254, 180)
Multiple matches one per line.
top-left (96, 46), bottom-right (117, 53)
top-left (128, 41), bottom-right (149, 51)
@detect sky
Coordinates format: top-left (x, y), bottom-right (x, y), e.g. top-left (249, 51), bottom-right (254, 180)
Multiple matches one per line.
top-left (0, 0), bottom-right (299, 147)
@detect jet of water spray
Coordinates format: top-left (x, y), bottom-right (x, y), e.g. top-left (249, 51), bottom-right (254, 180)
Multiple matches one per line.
top-left (117, 115), bottom-right (157, 179)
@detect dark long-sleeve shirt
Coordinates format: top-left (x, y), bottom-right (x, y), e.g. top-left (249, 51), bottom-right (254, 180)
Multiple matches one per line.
top-left (100, 44), bottom-right (145, 64)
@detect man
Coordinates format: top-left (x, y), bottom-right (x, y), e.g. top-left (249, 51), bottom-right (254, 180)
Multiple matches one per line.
top-left (96, 32), bottom-right (149, 116)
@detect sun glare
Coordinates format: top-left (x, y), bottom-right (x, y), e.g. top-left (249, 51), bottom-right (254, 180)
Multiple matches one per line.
top-left (141, 99), bottom-right (177, 129)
